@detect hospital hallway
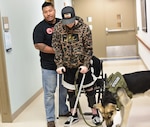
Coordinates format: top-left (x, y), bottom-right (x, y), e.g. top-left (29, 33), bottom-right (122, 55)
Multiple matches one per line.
top-left (1, 57), bottom-right (150, 127)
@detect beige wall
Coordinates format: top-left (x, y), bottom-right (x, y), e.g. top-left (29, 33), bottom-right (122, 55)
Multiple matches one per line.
top-left (73, 0), bottom-right (137, 58)
top-left (73, 0), bottom-right (106, 57)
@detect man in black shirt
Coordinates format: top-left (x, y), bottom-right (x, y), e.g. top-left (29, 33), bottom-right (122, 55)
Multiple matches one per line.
top-left (33, 2), bottom-right (69, 127)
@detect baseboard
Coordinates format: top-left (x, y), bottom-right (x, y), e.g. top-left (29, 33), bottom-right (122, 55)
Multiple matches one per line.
top-left (12, 88), bottom-right (43, 121)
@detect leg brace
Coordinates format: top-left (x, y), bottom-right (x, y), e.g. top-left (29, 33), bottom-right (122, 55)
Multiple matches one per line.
top-left (86, 88), bottom-right (96, 108)
top-left (67, 91), bottom-right (76, 109)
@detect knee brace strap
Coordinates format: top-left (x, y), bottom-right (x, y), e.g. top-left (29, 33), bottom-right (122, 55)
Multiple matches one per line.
top-left (86, 90), bottom-right (96, 108)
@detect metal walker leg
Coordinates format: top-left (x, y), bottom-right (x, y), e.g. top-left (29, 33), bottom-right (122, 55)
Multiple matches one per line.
top-left (56, 73), bottom-right (60, 119)
top-left (69, 73), bottom-right (86, 126)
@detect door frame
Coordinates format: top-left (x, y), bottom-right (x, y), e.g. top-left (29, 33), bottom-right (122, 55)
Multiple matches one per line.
top-left (0, 13), bottom-right (12, 122)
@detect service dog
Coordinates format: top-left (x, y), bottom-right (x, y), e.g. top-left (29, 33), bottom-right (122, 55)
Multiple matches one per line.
top-left (94, 71), bottom-right (150, 127)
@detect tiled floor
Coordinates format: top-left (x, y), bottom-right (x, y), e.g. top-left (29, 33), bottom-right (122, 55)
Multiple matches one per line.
top-left (0, 58), bottom-right (150, 127)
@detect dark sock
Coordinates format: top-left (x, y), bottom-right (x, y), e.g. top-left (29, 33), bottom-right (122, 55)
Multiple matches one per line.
top-left (92, 114), bottom-right (99, 118)
top-left (72, 112), bottom-right (78, 117)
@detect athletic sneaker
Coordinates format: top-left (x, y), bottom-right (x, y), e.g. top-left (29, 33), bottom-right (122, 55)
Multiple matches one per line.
top-left (64, 116), bottom-right (79, 127)
top-left (92, 115), bottom-right (101, 125)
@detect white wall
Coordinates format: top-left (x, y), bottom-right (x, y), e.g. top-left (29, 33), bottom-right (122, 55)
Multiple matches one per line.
top-left (0, 0), bottom-right (72, 114)
top-left (55, 0), bottom-right (72, 18)
top-left (136, 0), bottom-right (150, 69)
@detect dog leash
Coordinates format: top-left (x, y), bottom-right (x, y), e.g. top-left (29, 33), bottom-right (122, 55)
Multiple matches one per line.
top-left (73, 69), bottom-right (104, 127)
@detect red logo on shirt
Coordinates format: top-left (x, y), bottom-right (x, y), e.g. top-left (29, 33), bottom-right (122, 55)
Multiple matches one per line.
top-left (46, 28), bottom-right (54, 34)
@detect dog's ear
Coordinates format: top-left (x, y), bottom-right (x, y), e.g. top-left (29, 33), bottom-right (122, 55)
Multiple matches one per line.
top-left (93, 103), bottom-right (104, 113)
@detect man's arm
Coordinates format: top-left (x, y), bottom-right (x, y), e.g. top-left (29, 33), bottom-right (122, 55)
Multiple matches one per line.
top-left (34, 43), bottom-right (55, 54)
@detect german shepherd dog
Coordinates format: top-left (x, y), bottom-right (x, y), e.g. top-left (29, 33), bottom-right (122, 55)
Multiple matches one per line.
top-left (94, 71), bottom-right (150, 127)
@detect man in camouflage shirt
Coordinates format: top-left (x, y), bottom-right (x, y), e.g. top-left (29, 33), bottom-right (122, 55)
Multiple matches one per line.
top-left (52, 6), bottom-right (101, 126)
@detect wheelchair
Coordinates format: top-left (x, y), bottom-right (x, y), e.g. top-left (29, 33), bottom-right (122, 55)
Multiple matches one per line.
top-left (80, 56), bottom-right (106, 115)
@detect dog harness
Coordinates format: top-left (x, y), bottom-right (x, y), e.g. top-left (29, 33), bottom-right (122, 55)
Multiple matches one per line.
top-left (106, 72), bottom-right (133, 109)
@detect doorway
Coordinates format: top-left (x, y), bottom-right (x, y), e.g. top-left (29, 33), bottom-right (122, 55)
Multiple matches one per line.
top-left (0, 13), bottom-right (12, 122)
top-left (72, 0), bottom-right (137, 57)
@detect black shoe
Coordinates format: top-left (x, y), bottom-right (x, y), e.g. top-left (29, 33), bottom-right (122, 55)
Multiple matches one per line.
top-left (64, 116), bottom-right (79, 127)
top-left (59, 112), bottom-right (71, 117)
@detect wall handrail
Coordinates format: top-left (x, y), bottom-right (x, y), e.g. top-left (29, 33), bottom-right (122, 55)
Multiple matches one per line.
top-left (106, 27), bottom-right (135, 34)
top-left (136, 35), bottom-right (150, 51)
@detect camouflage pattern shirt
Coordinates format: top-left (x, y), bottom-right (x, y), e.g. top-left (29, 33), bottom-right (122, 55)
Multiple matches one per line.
top-left (52, 16), bottom-right (93, 68)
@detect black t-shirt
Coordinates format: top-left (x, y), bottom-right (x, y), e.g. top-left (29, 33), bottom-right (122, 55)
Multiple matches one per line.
top-left (33, 18), bottom-right (60, 70)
